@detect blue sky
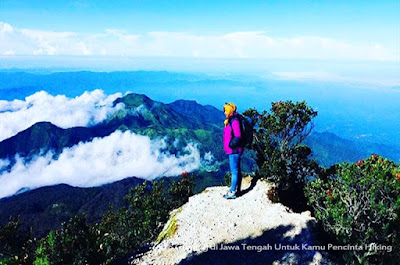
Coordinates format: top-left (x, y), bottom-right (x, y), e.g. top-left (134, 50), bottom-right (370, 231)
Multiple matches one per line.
top-left (1, 0), bottom-right (398, 42)
top-left (0, 0), bottom-right (399, 83)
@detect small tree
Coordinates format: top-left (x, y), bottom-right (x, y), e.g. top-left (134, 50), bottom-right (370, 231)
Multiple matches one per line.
top-left (244, 100), bottom-right (318, 210)
top-left (305, 154), bottom-right (400, 264)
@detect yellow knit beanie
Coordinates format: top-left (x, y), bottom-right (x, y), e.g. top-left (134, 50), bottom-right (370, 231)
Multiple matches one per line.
top-left (223, 102), bottom-right (237, 126)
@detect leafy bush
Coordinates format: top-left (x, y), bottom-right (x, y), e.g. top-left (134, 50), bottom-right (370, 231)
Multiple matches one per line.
top-left (94, 180), bottom-right (172, 264)
top-left (267, 185), bottom-right (279, 203)
top-left (169, 172), bottom-right (195, 207)
top-left (224, 172), bottom-right (232, 187)
top-left (305, 154), bottom-right (400, 264)
top-left (35, 216), bottom-right (99, 265)
top-left (0, 217), bottom-right (35, 264)
top-left (244, 101), bottom-right (318, 210)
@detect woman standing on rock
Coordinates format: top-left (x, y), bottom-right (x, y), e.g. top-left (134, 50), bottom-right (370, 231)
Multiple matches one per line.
top-left (222, 102), bottom-right (243, 199)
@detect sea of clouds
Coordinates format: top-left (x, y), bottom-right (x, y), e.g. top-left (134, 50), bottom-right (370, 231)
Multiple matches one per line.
top-left (0, 130), bottom-right (201, 199)
top-left (0, 90), bottom-right (203, 198)
top-left (0, 89), bottom-right (123, 142)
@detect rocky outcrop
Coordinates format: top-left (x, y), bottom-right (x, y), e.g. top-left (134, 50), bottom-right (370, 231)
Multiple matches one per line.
top-left (133, 177), bottom-right (333, 265)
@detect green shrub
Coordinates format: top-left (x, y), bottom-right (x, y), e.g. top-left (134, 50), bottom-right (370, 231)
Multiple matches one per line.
top-left (224, 172), bottom-right (232, 187)
top-left (93, 180), bottom-right (171, 264)
top-left (28, 181), bottom-right (171, 265)
top-left (244, 101), bottom-right (318, 210)
top-left (0, 258), bottom-right (11, 265)
top-left (0, 217), bottom-right (35, 264)
top-left (305, 154), bottom-right (400, 264)
top-left (36, 216), bottom-right (99, 265)
top-left (33, 242), bottom-right (49, 265)
top-left (169, 172), bottom-right (195, 207)
top-left (95, 175), bottom-right (194, 264)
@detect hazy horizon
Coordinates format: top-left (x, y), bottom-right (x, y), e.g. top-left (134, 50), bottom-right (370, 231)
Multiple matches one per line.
top-left (1, 0), bottom-right (398, 86)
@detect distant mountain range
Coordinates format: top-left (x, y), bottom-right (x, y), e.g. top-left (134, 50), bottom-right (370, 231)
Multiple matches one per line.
top-left (1, 70), bottom-right (399, 151)
top-left (306, 131), bottom-right (400, 166)
top-left (0, 93), bottom-right (225, 164)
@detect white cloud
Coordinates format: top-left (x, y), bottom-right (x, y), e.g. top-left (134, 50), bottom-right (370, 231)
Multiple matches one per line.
top-left (0, 21), bottom-right (396, 61)
top-left (0, 130), bottom-right (201, 198)
top-left (0, 159), bottom-right (10, 169)
top-left (0, 22), bottom-right (13, 33)
top-left (0, 22), bottom-right (82, 55)
top-left (3, 50), bottom-right (15, 55)
top-left (0, 89), bottom-right (123, 141)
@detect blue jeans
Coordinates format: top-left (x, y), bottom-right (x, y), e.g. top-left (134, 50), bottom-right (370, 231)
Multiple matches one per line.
top-left (229, 154), bottom-right (242, 193)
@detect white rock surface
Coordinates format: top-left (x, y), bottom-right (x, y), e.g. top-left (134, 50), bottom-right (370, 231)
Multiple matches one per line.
top-left (133, 178), bottom-right (334, 265)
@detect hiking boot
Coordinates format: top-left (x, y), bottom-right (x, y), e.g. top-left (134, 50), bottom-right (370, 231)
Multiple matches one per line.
top-left (223, 191), bottom-right (236, 199)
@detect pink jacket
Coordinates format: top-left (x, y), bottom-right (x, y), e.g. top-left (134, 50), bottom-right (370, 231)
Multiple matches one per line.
top-left (223, 116), bottom-right (243, 155)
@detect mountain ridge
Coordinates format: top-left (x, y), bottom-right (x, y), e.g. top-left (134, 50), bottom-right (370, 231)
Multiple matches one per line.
top-left (0, 92), bottom-right (225, 162)
top-left (0, 176), bottom-right (146, 237)
top-left (306, 131), bottom-right (400, 166)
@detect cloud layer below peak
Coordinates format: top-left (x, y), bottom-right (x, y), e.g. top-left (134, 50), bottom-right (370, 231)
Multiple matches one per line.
top-left (0, 130), bottom-right (201, 199)
top-left (0, 22), bottom-right (396, 61)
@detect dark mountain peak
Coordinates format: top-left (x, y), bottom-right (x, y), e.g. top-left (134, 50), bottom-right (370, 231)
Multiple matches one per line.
top-left (311, 131), bottom-right (353, 143)
top-left (114, 93), bottom-right (155, 109)
top-left (168, 99), bottom-right (222, 113)
top-left (0, 121), bottom-right (105, 160)
top-left (0, 121), bottom-right (63, 159)
top-left (168, 99), bottom-right (223, 126)
top-left (171, 99), bottom-right (197, 104)
top-left (30, 121), bottom-right (59, 130)
top-left (11, 122), bottom-right (62, 142)
top-left (169, 99), bottom-right (200, 109)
